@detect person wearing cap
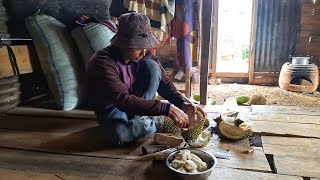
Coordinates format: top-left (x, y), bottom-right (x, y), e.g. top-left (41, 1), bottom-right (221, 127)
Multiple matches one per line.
top-left (87, 12), bottom-right (205, 146)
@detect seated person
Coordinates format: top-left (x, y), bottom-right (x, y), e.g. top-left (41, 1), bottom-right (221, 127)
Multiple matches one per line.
top-left (87, 12), bottom-right (205, 146)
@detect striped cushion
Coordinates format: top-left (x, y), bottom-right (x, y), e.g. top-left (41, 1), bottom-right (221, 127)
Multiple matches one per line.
top-left (71, 22), bottom-right (116, 70)
top-left (25, 13), bottom-right (85, 111)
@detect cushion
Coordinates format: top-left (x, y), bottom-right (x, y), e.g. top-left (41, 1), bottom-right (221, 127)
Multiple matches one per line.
top-left (25, 13), bottom-right (85, 111)
top-left (71, 22), bottom-right (116, 70)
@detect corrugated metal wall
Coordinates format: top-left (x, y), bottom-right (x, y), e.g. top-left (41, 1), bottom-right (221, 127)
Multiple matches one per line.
top-left (254, 0), bottom-right (301, 72)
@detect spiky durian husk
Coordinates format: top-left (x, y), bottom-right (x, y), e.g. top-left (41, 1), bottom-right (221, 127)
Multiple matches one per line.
top-left (249, 94), bottom-right (267, 105)
top-left (163, 117), bottom-right (181, 133)
top-left (181, 110), bottom-right (205, 141)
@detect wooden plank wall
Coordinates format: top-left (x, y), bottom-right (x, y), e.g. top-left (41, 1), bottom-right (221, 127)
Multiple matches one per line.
top-left (0, 45), bottom-right (40, 78)
top-left (296, 0), bottom-right (320, 68)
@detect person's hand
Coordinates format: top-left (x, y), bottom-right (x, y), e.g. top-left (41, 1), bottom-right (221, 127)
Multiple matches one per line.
top-left (168, 104), bottom-right (189, 128)
top-left (181, 102), bottom-right (207, 120)
top-left (181, 102), bottom-right (196, 115)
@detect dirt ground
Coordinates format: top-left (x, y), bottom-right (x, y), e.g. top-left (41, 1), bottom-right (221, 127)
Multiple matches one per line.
top-left (173, 81), bottom-right (320, 107)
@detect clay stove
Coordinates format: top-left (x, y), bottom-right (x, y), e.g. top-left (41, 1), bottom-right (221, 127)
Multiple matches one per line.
top-left (279, 58), bottom-right (319, 92)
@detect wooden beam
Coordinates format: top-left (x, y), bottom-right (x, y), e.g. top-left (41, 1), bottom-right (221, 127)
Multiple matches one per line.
top-left (251, 76), bottom-right (279, 85)
top-left (249, 0), bottom-right (258, 84)
top-left (5, 107), bottom-right (96, 120)
top-left (254, 72), bottom-right (280, 77)
top-left (210, 72), bottom-right (248, 78)
top-left (184, 67), bottom-right (191, 98)
top-left (210, 0), bottom-right (219, 75)
top-left (200, 0), bottom-right (214, 105)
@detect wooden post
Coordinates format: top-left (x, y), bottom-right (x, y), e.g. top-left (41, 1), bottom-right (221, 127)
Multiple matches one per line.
top-left (210, 0), bottom-right (219, 77)
top-left (200, 0), bottom-right (214, 105)
top-left (249, 0), bottom-right (258, 84)
top-left (185, 67), bottom-right (191, 98)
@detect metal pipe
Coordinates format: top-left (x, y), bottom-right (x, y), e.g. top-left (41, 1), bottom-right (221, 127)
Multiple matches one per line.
top-left (0, 38), bottom-right (32, 41)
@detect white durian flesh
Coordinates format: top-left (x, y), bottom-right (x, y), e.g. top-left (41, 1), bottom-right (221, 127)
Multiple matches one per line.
top-left (189, 153), bottom-right (208, 171)
top-left (175, 149), bottom-right (191, 161)
top-left (170, 150), bottom-right (208, 173)
top-left (184, 160), bottom-right (197, 171)
top-left (170, 159), bottom-right (185, 169)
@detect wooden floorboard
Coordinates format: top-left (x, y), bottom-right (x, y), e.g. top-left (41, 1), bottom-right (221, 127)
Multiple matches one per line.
top-left (0, 147), bottom-right (168, 180)
top-left (0, 147), bottom-right (297, 180)
top-left (262, 136), bottom-right (320, 178)
top-left (1, 105), bottom-right (319, 179)
top-left (239, 112), bottom-right (320, 125)
top-left (0, 168), bottom-right (62, 180)
top-left (201, 105), bottom-right (252, 113)
top-left (251, 105), bottom-right (320, 116)
top-left (209, 167), bottom-right (302, 180)
top-left (274, 155), bottom-right (320, 178)
top-left (216, 147), bottom-right (271, 172)
top-left (0, 114), bottom-right (98, 134)
top-left (0, 168), bottom-right (133, 180)
top-left (5, 107), bottom-right (96, 120)
top-left (262, 136), bottom-right (320, 158)
top-left (0, 114), bottom-right (153, 159)
top-left (253, 121), bottom-right (320, 138)
top-left (202, 134), bottom-right (270, 172)
top-left (0, 128), bottom-right (152, 159)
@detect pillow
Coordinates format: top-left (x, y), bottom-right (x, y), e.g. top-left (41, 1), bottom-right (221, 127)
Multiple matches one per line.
top-left (25, 13), bottom-right (85, 111)
top-left (71, 22), bottom-right (116, 70)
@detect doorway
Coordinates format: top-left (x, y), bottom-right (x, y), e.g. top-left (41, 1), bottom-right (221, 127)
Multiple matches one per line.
top-left (215, 0), bottom-right (254, 73)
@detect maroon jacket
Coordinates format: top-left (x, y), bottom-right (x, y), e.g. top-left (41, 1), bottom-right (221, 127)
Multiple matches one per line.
top-left (87, 45), bottom-right (185, 116)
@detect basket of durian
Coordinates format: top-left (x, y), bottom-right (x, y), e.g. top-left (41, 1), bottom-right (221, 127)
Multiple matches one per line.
top-left (165, 149), bottom-right (217, 180)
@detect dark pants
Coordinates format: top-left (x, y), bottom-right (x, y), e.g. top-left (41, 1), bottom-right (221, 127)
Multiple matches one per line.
top-left (96, 59), bottom-right (163, 146)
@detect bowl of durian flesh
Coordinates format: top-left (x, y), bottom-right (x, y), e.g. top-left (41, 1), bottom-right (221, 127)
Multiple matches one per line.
top-left (165, 149), bottom-right (217, 180)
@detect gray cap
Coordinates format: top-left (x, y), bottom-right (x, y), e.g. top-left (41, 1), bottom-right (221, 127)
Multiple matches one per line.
top-left (111, 12), bottom-right (159, 49)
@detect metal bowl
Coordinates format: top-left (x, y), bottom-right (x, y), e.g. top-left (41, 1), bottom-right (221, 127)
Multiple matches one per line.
top-left (165, 149), bottom-right (217, 180)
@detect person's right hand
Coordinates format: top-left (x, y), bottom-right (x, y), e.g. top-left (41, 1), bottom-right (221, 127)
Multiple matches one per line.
top-left (168, 104), bottom-right (189, 128)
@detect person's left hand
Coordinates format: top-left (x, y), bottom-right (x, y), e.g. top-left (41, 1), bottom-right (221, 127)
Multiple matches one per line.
top-left (181, 102), bottom-right (207, 125)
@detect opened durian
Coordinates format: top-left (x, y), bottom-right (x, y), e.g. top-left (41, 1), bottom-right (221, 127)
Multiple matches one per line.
top-left (218, 112), bottom-right (253, 140)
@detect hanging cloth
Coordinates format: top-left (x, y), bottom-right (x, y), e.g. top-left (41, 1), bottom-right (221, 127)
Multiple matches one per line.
top-left (171, 0), bottom-right (200, 68)
top-left (123, 0), bottom-right (175, 42)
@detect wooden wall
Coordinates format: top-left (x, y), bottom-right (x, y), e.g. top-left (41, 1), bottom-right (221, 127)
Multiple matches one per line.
top-left (0, 46), bottom-right (36, 78)
top-left (296, 0), bottom-right (320, 67)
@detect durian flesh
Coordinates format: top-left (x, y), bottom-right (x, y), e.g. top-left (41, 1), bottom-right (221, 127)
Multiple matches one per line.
top-left (169, 149), bottom-right (208, 173)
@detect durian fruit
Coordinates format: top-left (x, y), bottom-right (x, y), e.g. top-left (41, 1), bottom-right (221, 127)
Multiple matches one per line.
top-left (162, 109), bottom-right (209, 134)
top-left (162, 117), bottom-right (181, 133)
top-left (181, 110), bottom-right (206, 141)
top-left (218, 120), bottom-right (252, 140)
top-left (249, 94), bottom-right (267, 105)
top-left (187, 130), bottom-right (211, 148)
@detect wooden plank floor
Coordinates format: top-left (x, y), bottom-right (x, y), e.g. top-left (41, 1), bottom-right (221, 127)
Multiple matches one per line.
top-left (0, 105), bottom-right (318, 179)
